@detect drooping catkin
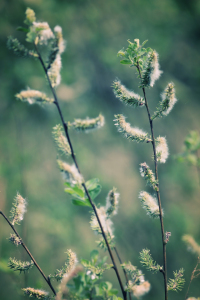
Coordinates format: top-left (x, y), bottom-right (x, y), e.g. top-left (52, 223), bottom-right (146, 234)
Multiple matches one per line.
top-left (155, 136), bottom-right (169, 163)
top-left (70, 114), bottom-right (105, 133)
top-left (141, 50), bottom-right (162, 87)
top-left (113, 79), bottom-right (145, 107)
top-left (152, 83), bottom-right (177, 120)
top-left (114, 114), bottom-right (151, 143)
top-left (139, 191), bottom-right (162, 218)
top-left (16, 90), bottom-right (54, 105)
top-left (10, 193), bottom-right (27, 225)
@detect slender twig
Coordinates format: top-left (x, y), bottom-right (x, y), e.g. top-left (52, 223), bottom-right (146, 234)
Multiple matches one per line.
top-left (137, 64), bottom-right (168, 300)
top-left (34, 44), bottom-right (127, 300)
top-left (114, 247), bottom-right (132, 300)
top-left (0, 211), bottom-right (56, 296)
top-left (185, 257), bottom-right (200, 300)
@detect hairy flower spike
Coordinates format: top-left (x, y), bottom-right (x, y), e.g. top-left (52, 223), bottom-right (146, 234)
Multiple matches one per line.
top-left (54, 26), bottom-right (66, 54)
top-left (152, 83), bottom-right (177, 120)
top-left (139, 191), bottom-right (162, 218)
top-left (10, 193), bottom-right (27, 225)
top-left (53, 125), bottom-right (71, 155)
top-left (9, 233), bottom-right (22, 246)
top-left (113, 79), bottom-right (145, 107)
top-left (7, 37), bottom-right (38, 58)
top-left (22, 288), bottom-right (50, 299)
top-left (90, 206), bottom-right (114, 239)
top-left (8, 258), bottom-right (34, 273)
top-left (57, 160), bottom-right (83, 186)
top-left (47, 54), bottom-right (62, 87)
top-left (182, 235), bottom-right (200, 256)
top-left (16, 90), bottom-right (54, 105)
top-left (167, 268), bottom-right (185, 291)
top-left (50, 249), bottom-right (78, 281)
top-left (114, 114), bottom-right (151, 143)
top-left (141, 50), bottom-right (162, 87)
top-left (139, 162), bottom-right (158, 191)
top-left (105, 188), bottom-right (119, 216)
top-left (155, 136), bottom-right (169, 163)
top-left (70, 114), bottom-right (105, 133)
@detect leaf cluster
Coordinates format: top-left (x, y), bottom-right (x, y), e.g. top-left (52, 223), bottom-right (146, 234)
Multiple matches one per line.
top-left (139, 249), bottom-right (161, 273)
top-left (167, 268), bottom-right (185, 292)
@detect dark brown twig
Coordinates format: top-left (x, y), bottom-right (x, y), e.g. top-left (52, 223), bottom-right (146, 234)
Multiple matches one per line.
top-left (34, 44), bottom-right (126, 300)
top-left (137, 64), bottom-right (168, 300)
top-left (0, 211), bottom-right (56, 296)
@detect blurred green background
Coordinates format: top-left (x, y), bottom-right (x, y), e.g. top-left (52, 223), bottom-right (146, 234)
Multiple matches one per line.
top-left (0, 0), bottom-right (200, 299)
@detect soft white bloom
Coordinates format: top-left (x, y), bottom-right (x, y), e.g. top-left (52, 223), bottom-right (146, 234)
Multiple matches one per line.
top-left (131, 281), bottom-right (151, 298)
top-left (156, 136), bottom-right (169, 163)
top-left (105, 188), bottom-right (119, 216)
top-left (142, 51), bottom-right (162, 87)
top-left (10, 193), bottom-right (27, 225)
top-left (57, 160), bottom-right (83, 186)
top-left (54, 25), bottom-right (66, 54)
top-left (32, 21), bottom-right (54, 44)
top-left (16, 89), bottom-right (54, 105)
top-left (114, 114), bottom-right (151, 143)
top-left (90, 206), bottom-right (114, 239)
top-left (139, 191), bottom-right (162, 218)
top-left (48, 54), bottom-right (62, 87)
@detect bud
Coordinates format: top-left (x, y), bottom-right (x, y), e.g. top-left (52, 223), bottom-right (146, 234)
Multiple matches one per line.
top-left (8, 258), bottom-right (34, 273)
top-left (22, 288), bottom-right (49, 300)
top-left (24, 8), bottom-right (36, 25)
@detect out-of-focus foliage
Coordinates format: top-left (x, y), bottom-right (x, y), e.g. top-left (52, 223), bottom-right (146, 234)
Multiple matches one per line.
top-left (0, 0), bottom-right (200, 300)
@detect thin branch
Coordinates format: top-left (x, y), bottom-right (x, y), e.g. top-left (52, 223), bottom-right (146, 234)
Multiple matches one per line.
top-left (34, 44), bottom-right (127, 300)
top-left (137, 64), bottom-right (168, 300)
top-left (0, 211), bottom-right (56, 296)
top-left (114, 247), bottom-right (132, 300)
top-left (185, 257), bottom-right (200, 300)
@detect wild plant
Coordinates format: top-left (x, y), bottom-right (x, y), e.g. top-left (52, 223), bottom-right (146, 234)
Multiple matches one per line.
top-left (1, 7), bottom-right (200, 300)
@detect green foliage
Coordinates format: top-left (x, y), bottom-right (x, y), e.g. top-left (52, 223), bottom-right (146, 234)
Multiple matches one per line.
top-left (139, 249), bottom-right (161, 273)
top-left (8, 258), bottom-right (34, 273)
top-left (117, 39), bottom-right (150, 70)
top-left (167, 268), bottom-right (185, 292)
top-left (64, 178), bottom-right (102, 207)
top-left (7, 36), bottom-right (38, 58)
top-left (176, 131), bottom-right (200, 166)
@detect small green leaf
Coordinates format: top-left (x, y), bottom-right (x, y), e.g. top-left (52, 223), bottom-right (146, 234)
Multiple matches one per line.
top-left (86, 178), bottom-right (99, 191)
top-left (141, 40), bottom-right (148, 47)
top-left (64, 183), bottom-right (85, 198)
top-left (89, 185), bottom-right (101, 200)
top-left (108, 289), bottom-right (118, 296)
top-left (17, 27), bottom-right (29, 33)
top-left (120, 59), bottom-right (132, 64)
top-left (72, 199), bottom-right (91, 207)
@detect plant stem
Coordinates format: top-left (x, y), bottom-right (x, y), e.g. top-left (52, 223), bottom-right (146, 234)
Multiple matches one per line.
top-left (0, 211), bottom-right (56, 296)
top-left (34, 45), bottom-right (126, 300)
top-left (185, 257), bottom-right (200, 300)
top-left (137, 64), bottom-right (168, 300)
top-left (114, 247), bottom-right (132, 300)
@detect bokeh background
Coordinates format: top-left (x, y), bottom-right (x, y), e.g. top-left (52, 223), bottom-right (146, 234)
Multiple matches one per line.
top-left (0, 0), bottom-right (200, 299)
